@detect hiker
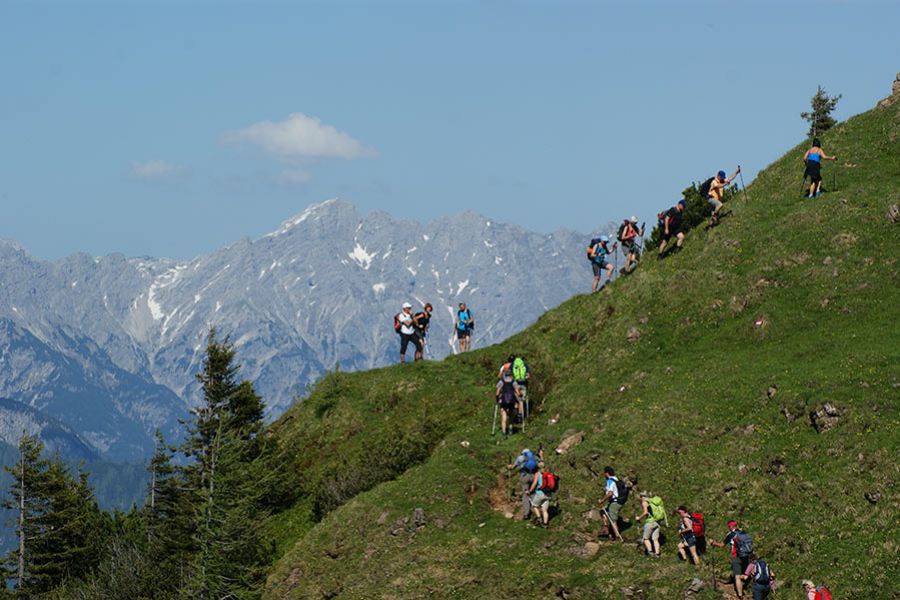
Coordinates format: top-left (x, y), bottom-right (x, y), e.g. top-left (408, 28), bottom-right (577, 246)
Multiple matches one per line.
top-left (803, 138), bottom-right (837, 198)
top-left (739, 553), bottom-right (775, 600)
top-left (802, 580), bottom-right (833, 600)
top-left (495, 374), bottom-right (521, 436)
top-left (456, 302), bottom-right (474, 352)
top-left (657, 200), bottom-right (685, 258)
top-left (508, 448), bottom-right (542, 520)
top-left (413, 303), bottom-right (432, 360)
top-left (599, 466), bottom-right (627, 542)
top-left (675, 506), bottom-right (702, 566)
top-left (706, 167), bottom-right (740, 224)
top-left (588, 235), bottom-right (616, 292)
top-left (527, 461), bottom-right (556, 528)
top-left (395, 302), bottom-right (422, 363)
top-left (499, 355), bottom-right (531, 426)
top-left (617, 217), bottom-right (643, 274)
top-left (634, 491), bottom-right (667, 558)
top-left (710, 520), bottom-right (754, 599)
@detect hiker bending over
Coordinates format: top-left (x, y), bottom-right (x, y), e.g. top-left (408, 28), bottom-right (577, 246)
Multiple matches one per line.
top-left (802, 580), bottom-right (833, 600)
top-left (527, 462), bottom-right (554, 528)
top-left (675, 506), bottom-right (702, 566)
top-left (495, 376), bottom-right (521, 436)
top-left (739, 553), bottom-right (774, 600)
top-left (588, 235), bottom-right (616, 292)
top-left (657, 201), bottom-right (685, 258)
top-left (413, 303), bottom-right (432, 359)
top-left (803, 138), bottom-right (837, 198)
top-left (508, 448), bottom-right (541, 520)
top-left (709, 520), bottom-right (753, 599)
top-left (634, 491), bottom-right (666, 558)
top-left (396, 302), bottom-right (422, 363)
top-left (617, 217), bottom-right (643, 274)
top-left (707, 167), bottom-right (740, 224)
top-left (456, 303), bottom-right (474, 352)
top-left (599, 466), bottom-right (627, 542)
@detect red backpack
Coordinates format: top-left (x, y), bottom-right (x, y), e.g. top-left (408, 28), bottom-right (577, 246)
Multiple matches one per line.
top-left (690, 511), bottom-right (705, 537)
top-left (814, 586), bottom-right (832, 600)
top-left (540, 471), bottom-right (559, 493)
top-left (393, 313), bottom-right (401, 333)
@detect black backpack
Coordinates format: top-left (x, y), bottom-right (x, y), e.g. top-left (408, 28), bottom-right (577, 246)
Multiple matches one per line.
top-left (699, 177), bottom-right (715, 197)
top-left (616, 222), bottom-right (628, 242)
top-left (614, 479), bottom-right (630, 505)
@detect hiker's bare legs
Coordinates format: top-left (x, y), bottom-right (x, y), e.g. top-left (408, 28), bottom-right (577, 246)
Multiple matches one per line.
top-left (540, 506), bottom-right (549, 525)
top-left (643, 539), bottom-right (653, 554)
top-left (689, 546), bottom-right (700, 566)
top-left (676, 232), bottom-right (685, 248)
top-left (592, 275), bottom-right (600, 292)
top-left (500, 408), bottom-right (508, 434)
top-left (734, 574), bottom-right (743, 598)
top-left (809, 182), bottom-right (817, 197)
top-left (605, 264), bottom-right (614, 285)
top-left (677, 542), bottom-right (687, 561)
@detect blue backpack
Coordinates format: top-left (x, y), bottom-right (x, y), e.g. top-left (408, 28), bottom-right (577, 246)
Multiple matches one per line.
top-left (753, 559), bottom-right (771, 586)
top-left (735, 531), bottom-right (753, 558)
top-left (521, 450), bottom-right (538, 473)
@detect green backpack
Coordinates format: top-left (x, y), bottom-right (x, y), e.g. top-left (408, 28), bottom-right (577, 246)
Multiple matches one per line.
top-left (648, 496), bottom-right (668, 526)
top-left (512, 357), bottom-right (527, 382)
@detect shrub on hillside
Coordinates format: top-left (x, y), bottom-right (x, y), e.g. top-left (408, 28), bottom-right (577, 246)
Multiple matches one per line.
top-left (648, 180), bottom-right (738, 247)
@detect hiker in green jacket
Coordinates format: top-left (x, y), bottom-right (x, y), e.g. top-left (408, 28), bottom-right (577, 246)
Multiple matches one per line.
top-left (634, 491), bottom-right (666, 557)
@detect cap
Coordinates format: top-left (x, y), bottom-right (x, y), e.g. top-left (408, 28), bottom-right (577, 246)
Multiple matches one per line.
top-left (678, 199), bottom-right (687, 208)
top-left (718, 170), bottom-right (726, 179)
top-left (600, 235), bottom-right (609, 243)
top-left (402, 302), bottom-right (412, 309)
top-left (727, 520), bottom-right (737, 527)
top-left (630, 216), bottom-right (638, 224)
top-left (639, 490), bottom-right (649, 498)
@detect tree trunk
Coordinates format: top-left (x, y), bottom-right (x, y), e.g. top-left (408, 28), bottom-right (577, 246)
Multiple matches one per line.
top-left (17, 440), bottom-right (25, 588)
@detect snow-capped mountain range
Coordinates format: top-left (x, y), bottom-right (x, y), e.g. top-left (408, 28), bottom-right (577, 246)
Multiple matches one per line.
top-left (0, 199), bottom-right (607, 462)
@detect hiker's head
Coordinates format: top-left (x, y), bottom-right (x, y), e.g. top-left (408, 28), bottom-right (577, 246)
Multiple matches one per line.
top-left (603, 466), bottom-right (615, 477)
top-left (727, 520), bottom-right (738, 531)
top-left (717, 170), bottom-right (726, 180)
top-left (459, 302), bottom-right (466, 310)
top-left (812, 138), bottom-right (821, 148)
top-left (676, 505), bottom-right (689, 515)
top-left (424, 303), bottom-right (432, 313)
top-left (747, 553), bottom-right (758, 562)
top-left (639, 491), bottom-right (649, 500)
top-left (677, 200), bottom-right (686, 210)
top-left (402, 302), bottom-right (412, 313)
top-left (600, 235), bottom-right (609, 244)
top-left (507, 354), bottom-right (516, 364)
top-left (802, 580), bottom-right (815, 591)
top-left (630, 216), bottom-right (638, 224)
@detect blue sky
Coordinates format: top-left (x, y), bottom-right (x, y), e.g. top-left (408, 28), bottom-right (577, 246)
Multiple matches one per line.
top-left (2, 0), bottom-right (897, 259)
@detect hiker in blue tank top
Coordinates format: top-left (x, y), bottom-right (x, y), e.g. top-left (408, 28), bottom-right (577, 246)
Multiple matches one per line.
top-left (455, 302), bottom-right (474, 352)
top-left (587, 235), bottom-right (616, 293)
top-left (803, 138), bottom-right (837, 198)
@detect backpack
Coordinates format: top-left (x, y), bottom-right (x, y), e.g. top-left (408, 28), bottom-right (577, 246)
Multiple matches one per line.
top-left (586, 238), bottom-right (602, 261)
top-left (699, 176), bottom-right (715, 197)
top-left (614, 479), bottom-right (630, 505)
top-left (735, 531), bottom-right (753, 558)
top-left (540, 471), bottom-right (559, 493)
top-left (616, 222), bottom-right (628, 242)
top-left (814, 585), bottom-right (833, 600)
top-left (393, 313), bottom-right (402, 333)
top-left (647, 496), bottom-right (667, 526)
top-left (521, 450), bottom-right (538, 473)
top-left (512, 357), bottom-right (527, 382)
top-left (753, 560), bottom-right (771, 586)
top-left (690, 511), bottom-right (705, 537)
top-left (498, 381), bottom-right (517, 406)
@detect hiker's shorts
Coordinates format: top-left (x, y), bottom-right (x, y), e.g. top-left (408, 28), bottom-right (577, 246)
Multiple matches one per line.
top-left (731, 556), bottom-right (749, 577)
top-left (707, 196), bottom-right (723, 211)
top-left (642, 521), bottom-right (660, 542)
top-left (661, 226), bottom-right (680, 241)
top-left (399, 333), bottom-right (421, 355)
top-left (605, 501), bottom-right (622, 523)
top-left (531, 491), bottom-right (550, 510)
top-left (805, 161), bottom-right (822, 183)
top-left (680, 532), bottom-right (696, 548)
top-left (622, 239), bottom-right (637, 253)
top-left (591, 261), bottom-right (608, 276)
top-left (456, 328), bottom-right (469, 340)
top-left (751, 583), bottom-right (771, 600)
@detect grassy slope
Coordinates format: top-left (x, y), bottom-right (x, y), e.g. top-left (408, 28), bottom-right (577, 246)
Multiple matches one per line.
top-left (262, 102), bottom-right (900, 599)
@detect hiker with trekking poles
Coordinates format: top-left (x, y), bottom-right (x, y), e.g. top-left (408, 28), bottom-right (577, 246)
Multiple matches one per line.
top-left (508, 448), bottom-right (542, 520)
top-left (413, 303), bottom-right (432, 359)
top-left (393, 302), bottom-right (422, 363)
top-left (709, 520), bottom-right (754, 599)
top-left (493, 368), bottom-right (522, 437)
top-left (704, 167), bottom-right (741, 225)
top-left (803, 138), bottom-right (837, 198)
top-left (499, 355), bottom-right (531, 431)
top-left (587, 235), bottom-right (616, 292)
top-left (617, 217), bottom-right (644, 275)
top-left (634, 491), bottom-right (667, 558)
top-left (657, 200), bottom-right (686, 258)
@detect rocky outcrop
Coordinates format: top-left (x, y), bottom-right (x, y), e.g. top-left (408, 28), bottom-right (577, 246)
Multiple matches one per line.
top-left (877, 71), bottom-right (900, 108)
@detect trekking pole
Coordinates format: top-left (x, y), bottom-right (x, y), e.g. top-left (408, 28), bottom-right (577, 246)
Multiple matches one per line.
top-left (738, 165), bottom-right (749, 202)
top-left (491, 403), bottom-right (498, 435)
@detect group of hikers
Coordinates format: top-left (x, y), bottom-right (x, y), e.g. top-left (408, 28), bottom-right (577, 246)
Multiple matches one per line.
top-left (507, 452), bottom-right (833, 600)
top-left (394, 301), bottom-right (475, 362)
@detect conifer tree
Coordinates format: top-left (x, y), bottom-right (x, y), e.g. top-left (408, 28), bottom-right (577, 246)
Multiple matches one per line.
top-left (801, 85), bottom-right (842, 137)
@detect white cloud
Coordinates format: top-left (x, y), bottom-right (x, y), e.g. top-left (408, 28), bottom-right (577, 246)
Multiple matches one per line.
top-left (221, 112), bottom-right (375, 160)
top-left (275, 168), bottom-right (313, 185)
top-left (129, 160), bottom-right (187, 179)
